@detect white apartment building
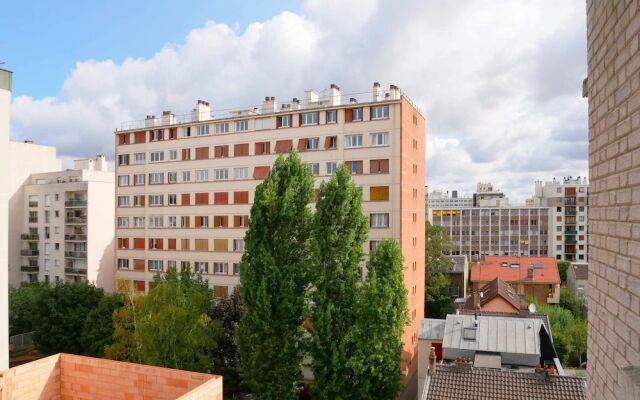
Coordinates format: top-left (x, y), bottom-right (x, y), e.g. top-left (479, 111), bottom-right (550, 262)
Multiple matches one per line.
top-left (16, 156), bottom-right (116, 291)
top-left (0, 67), bottom-right (12, 369)
top-left (427, 189), bottom-right (473, 209)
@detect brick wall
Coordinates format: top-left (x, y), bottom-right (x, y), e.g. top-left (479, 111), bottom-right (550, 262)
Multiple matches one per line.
top-left (585, 1), bottom-right (640, 399)
top-left (0, 354), bottom-right (61, 399)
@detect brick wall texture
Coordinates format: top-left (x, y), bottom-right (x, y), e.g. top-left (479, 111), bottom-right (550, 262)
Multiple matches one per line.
top-left (0, 353), bottom-right (223, 399)
top-left (586, 1), bottom-right (640, 399)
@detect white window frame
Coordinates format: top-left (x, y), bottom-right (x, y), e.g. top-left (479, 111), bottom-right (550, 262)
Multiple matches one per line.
top-left (352, 108), bottom-right (363, 121)
top-left (371, 132), bottom-right (389, 146)
top-left (371, 105), bottom-right (389, 119)
top-left (118, 196), bottom-right (130, 207)
top-left (301, 112), bottom-right (318, 125)
top-left (278, 115), bottom-right (291, 128)
top-left (307, 163), bottom-right (319, 176)
top-left (134, 152), bottom-right (145, 164)
top-left (214, 168), bottom-right (229, 181)
top-left (148, 259), bottom-right (163, 271)
top-left (196, 125), bottom-right (210, 136)
top-left (213, 262), bottom-right (228, 274)
top-left (345, 135), bottom-right (363, 148)
top-left (195, 261), bottom-right (208, 274)
top-left (148, 215), bottom-right (163, 227)
top-left (182, 171), bottom-right (191, 182)
top-left (133, 217), bottom-right (145, 228)
top-left (167, 171), bottom-right (177, 183)
top-left (169, 150), bottom-right (178, 161)
top-left (326, 110), bottom-right (337, 124)
top-left (195, 169), bottom-right (209, 181)
top-left (233, 239), bottom-right (245, 252)
top-left (326, 162), bottom-right (338, 174)
top-left (371, 213), bottom-right (389, 228)
top-left (168, 194), bottom-right (177, 205)
top-left (149, 195), bottom-right (163, 207)
top-left (118, 175), bottom-right (129, 186)
top-left (117, 217), bottom-right (129, 228)
top-left (149, 173), bottom-right (164, 185)
top-left (236, 120), bottom-right (249, 132)
top-left (150, 151), bottom-right (164, 163)
top-left (134, 174), bottom-right (145, 185)
top-left (168, 216), bottom-right (177, 227)
top-left (118, 259), bottom-right (129, 270)
top-left (306, 137), bottom-right (319, 150)
top-left (215, 122), bottom-right (229, 134)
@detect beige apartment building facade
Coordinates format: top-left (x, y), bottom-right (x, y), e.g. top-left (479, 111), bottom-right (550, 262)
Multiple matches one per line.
top-left (114, 83), bottom-right (426, 396)
top-left (0, 68), bottom-right (12, 369)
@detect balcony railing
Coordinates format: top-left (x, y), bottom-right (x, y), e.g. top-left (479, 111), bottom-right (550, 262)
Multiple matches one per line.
top-left (65, 267), bottom-right (87, 275)
top-left (20, 234), bottom-right (39, 240)
top-left (564, 230), bottom-right (578, 235)
top-left (65, 200), bottom-right (87, 207)
top-left (64, 251), bottom-right (87, 258)
top-left (65, 216), bottom-right (87, 224)
top-left (564, 210), bottom-right (577, 216)
top-left (565, 239), bottom-right (578, 245)
top-left (20, 265), bottom-right (39, 272)
top-left (20, 249), bottom-right (39, 256)
top-left (65, 234), bottom-right (87, 241)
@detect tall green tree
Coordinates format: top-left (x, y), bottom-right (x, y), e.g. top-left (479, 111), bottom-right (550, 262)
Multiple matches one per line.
top-left (237, 152), bottom-right (314, 400)
top-left (80, 293), bottom-right (124, 357)
top-left (349, 240), bottom-right (409, 399)
top-left (310, 165), bottom-right (368, 399)
top-left (105, 284), bottom-right (143, 363)
top-left (9, 283), bottom-right (50, 336)
top-left (557, 260), bottom-right (571, 285)
top-left (425, 222), bottom-right (454, 318)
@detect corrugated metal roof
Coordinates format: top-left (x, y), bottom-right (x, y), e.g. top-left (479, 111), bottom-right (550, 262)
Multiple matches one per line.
top-left (420, 318), bottom-right (446, 340)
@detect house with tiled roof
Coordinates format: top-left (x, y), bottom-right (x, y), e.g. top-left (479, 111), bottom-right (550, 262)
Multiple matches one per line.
top-left (470, 256), bottom-right (561, 304)
top-left (463, 277), bottom-right (528, 313)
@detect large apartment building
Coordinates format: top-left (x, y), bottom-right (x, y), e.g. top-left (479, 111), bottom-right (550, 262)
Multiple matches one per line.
top-left (114, 82), bottom-right (426, 396)
top-left (13, 155), bottom-right (115, 291)
top-left (0, 68), bottom-right (12, 369)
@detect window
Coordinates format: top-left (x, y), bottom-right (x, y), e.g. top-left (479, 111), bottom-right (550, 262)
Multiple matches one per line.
top-left (195, 216), bottom-right (209, 228)
top-left (118, 217), bottom-right (129, 228)
top-left (325, 136), bottom-right (337, 149)
top-left (346, 107), bottom-right (363, 122)
top-left (134, 152), bottom-right (145, 164)
top-left (134, 217), bottom-right (145, 228)
top-left (195, 262), bottom-right (208, 274)
top-left (234, 191), bottom-right (249, 204)
top-left (118, 175), bottom-right (129, 186)
top-left (234, 215), bottom-right (249, 227)
top-left (148, 260), bottom-right (163, 271)
top-left (181, 216), bottom-right (191, 228)
top-left (347, 160), bottom-right (363, 175)
top-left (195, 193), bottom-right (209, 205)
top-left (214, 262), bottom-right (228, 274)
top-left (255, 117), bottom-right (271, 130)
top-left (134, 174), bottom-right (145, 185)
top-left (234, 143), bottom-right (249, 157)
top-left (277, 115), bottom-right (291, 128)
top-left (169, 150), bottom-right (178, 161)
top-left (118, 259), bottom-right (129, 270)
top-left (195, 147), bottom-right (209, 160)
top-left (326, 110), bottom-right (337, 123)
top-left (149, 173), bottom-right (163, 184)
top-left (233, 263), bottom-right (240, 275)
top-left (301, 112), bottom-right (318, 125)
top-left (370, 159), bottom-right (390, 174)
top-left (168, 194), bottom-right (177, 205)
top-left (148, 215), bottom-right (163, 227)
top-left (234, 167), bottom-right (249, 180)
top-left (196, 169), bottom-right (209, 181)
top-left (463, 327), bottom-right (477, 341)
top-left (345, 135), bottom-right (363, 148)
top-left (214, 145), bottom-right (229, 158)
top-left (150, 151), bottom-right (164, 162)
top-left (214, 192), bottom-right (229, 205)
top-left (215, 168), bottom-right (229, 180)
top-left (150, 130), bottom-right (162, 141)
top-left (149, 195), bottom-right (163, 206)
top-left (133, 195), bottom-right (145, 207)
top-left (182, 126), bottom-right (191, 137)
top-left (118, 154), bottom-right (129, 166)
top-left (371, 132), bottom-right (389, 146)
top-left (168, 216), bottom-right (177, 227)
top-left (307, 163), bottom-right (319, 176)
top-left (196, 125), bottom-right (210, 136)
top-left (236, 120), bottom-right (248, 132)
top-left (214, 216), bottom-right (228, 228)
top-left (233, 239), bottom-right (245, 252)
top-left (118, 196), bottom-right (130, 207)
top-left (215, 122), bottom-right (229, 134)
top-left (182, 171), bottom-right (191, 182)
top-left (370, 213), bottom-right (389, 228)
top-left (306, 137), bottom-right (319, 150)
top-left (167, 172), bottom-right (177, 183)
top-left (255, 141), bottom-right (270, 155)
top-left (326, 162), bottom-right (338, 174)
top-left (370, 186), bottom-right (390, 201)
top-left (371, 105), bottom-right (389, 119)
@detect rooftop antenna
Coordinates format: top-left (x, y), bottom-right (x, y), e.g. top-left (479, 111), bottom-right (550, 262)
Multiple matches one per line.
top-left (528, 303), bottom-right (537, 314)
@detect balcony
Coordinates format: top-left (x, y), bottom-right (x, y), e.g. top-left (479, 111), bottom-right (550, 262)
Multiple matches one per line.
top-left (20, 249), bottom-right (39, 257)
top-left (65, 200), bottom-right (87, 208)
top-left (65, 234), bottom-right (87, 241)
top-left (65, 267), bottom-right (87, 275)
top-left (64, 251), bottom-right (87, 259)
top-left (21, 234), bottom-right (39, 241)
top-left (65, 216), bottom-right (87, 224)
top-left (28, 201), bottom-right (38, 208)
top-left (28, 218), bottom-right (38, 223)
top-left (21, 265), bottom-right (39, 272)
top-left (564, 230), bottom-right (578, 235)
top-left (564, 198), bottom-right (577, 206)
top-left (564, 210), bottom-right (577, 216)
top-left (565, 239), bottom-right (578, 245)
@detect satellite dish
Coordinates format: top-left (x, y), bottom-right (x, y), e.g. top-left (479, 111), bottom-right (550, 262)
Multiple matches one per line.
top-left (528, 303), bottom-right (537, 314)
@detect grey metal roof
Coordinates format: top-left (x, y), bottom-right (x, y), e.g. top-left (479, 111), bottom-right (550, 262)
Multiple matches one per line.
top-left (420, 318), bottom-right (446, 341)
top-left (448, 255), bottom-right (468, 274)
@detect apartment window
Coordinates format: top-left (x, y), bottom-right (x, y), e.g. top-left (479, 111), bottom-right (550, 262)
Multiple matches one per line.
top-left (370, 213), bottom-right (389, 228)
top-left (54, 194), bottom-right (59, 201)
top-left (182, 171), bottom-right (191, 182)
top-left (255, 142), bottom-right (270, 155)
top-left (346, 107), bottom-right (363, 122)
top-left (196, 169), bottom-right (209, 181)
top-left (168, 216), bottom-right (177, 227)
top-left (234, 167), bottom-right (249, 180)
top-left (169, 150), bottom-right (178, 161)
top-left (254, 117), bottom-right (271, 130)
top-left (306, 137), bottom-right (319, 150)
top-left (370, 240), bottom-right (380, 253)
top-left (325, 136), bottom-right (338, 149)
top-left (307, 163), bottom-right (320, 176)
top-left (215, 145), bottom-right (229, 158)
top-left (196, 125), bottom-right (210, 136)
top-left (195, 262), bottom-right (208, 274)
top-left (150, 151), bottom-right (164, 162)
top-left (118, 154), bottom-right (129, 166)
top-left (148, 260), bottom-right (163, 272)
top-left (326, 110), bottom-right (337, 124)
top-left (371, 105), bottom-right (389, 119)
top-left (234, 191), bottom-right (249, 204)
top-left (149, 195), bottom-right (163, 206)
top-left (214, 192), bottom-right (229, 205)
top-left (234, 215), bottom-right (249, 228)
top-left (44, 210), bottom-right (50, 223)
top-left (181, 216), bottom-right (191, 228)
top-left (118, 217), bottom-right (129, 228)
top-left (215, 122), bottom-right (229, 134)
top-left (149, 173), bottom-right (163, 184)
top-left (134, 174), bottom-right (145, 185)
top-left (150, 130), bottom-right (162, 141)
top-left (168, 194), bottom-right (177, 205)
top-left (214, 216), bottom-right (228, 228)
top-left (195, 147), bottom-right (209, 160)
top-left (345, 134), bottom-right (363, 148)
top-left (214, 262), bottom-right (228, 274)
top-left (371, 132), bottom-right (389, 146)
top-left (167, 172), bottom-right (177, 183)
top-left (234, 143), bottom-right (249, 157)
top-left (214, 168), bottom-right (229, 180)
top-left (118, 259), bottom-right (129, 270)
top-left (133, 217), bottom-right (145, 228)
top-left (301, 112), bottom-right (318, 125)
top-left (326, 162), bottom-right (338, 174)
top-left (370, 159), bottom-right (390, 174)
top-left (579, 225), bottom-right (584, 231)
top-left (236, 120), bottom-right (249, 132)
top-left (148, 215), bottom-right (163, 227)
top-left (182, 127), bottom-right (191, 137)
top-left (233, 263), bottom-right (240, 275)
top-left (182, 148), bottom-right (191, 160)
top-left (133, 195), bottom-right (145, 207)
top-left (195, 193), bottom-right (209, 205)
top-left (346, 160), bottom-right (363, 175)
top-left (370, 186), bottom-right (390, 201)
top-left (118, 175), bottom-right (129, 186)
top-left (233, 239), bottom-right (245, 252)
top-left (195, 216), bottom-right (209, 228)
top-left (276, 115), bottom-right (291, 128)
top-left (118, 196), bottom-right (130, 207)
top-left (134, 152), bottom-right (145, 164)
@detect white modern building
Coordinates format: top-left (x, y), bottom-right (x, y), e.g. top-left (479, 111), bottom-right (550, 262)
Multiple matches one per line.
top-left (427, 189), bottom-right (473, 209)
top-left (0, 67), bottom-right (12, 369)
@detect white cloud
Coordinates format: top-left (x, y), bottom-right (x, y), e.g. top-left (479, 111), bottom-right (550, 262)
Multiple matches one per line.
top-left (10, 0), bottom-right (588, 202)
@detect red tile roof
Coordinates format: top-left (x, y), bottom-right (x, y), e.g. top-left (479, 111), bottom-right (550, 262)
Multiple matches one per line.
top-left (470, 256), bottom-right (560, 285)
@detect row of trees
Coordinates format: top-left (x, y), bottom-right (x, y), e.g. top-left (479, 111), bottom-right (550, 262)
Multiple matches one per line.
top-left (238, 152), bottom-right (409, 400)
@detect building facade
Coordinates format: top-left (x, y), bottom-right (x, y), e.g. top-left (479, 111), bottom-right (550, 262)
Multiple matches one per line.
top-left (585, 1), bottom-right (640, 398)
top-left (427, 189), bottom-right (473, 209)
top-left (114, 83), bottom-right (426, 395)
top-left (0, 68), bottom-right (12, 370)
top-left (16, 156), bottom-right (115, 291)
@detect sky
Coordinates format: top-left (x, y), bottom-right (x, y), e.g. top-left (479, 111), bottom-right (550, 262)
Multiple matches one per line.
top-left (0, 0), bottom-right (588, 203)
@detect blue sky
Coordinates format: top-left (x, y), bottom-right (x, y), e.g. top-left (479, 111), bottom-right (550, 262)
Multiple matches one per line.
top-left (1, 0), bottom-right (300, 98)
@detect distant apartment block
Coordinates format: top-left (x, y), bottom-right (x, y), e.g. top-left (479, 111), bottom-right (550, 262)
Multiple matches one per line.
top-left (12, 155), bottom-right (115, 291)
top-left (114, 82), bottom-right (425, 396)
top-left (0, 67), bottom-right (12, 369)
top-left (427, 189), bottom-right (473, 209)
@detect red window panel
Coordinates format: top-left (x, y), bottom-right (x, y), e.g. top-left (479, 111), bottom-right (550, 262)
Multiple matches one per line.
top-left (214, 192), bottom-right (229, 205)
top-left (275, 140), bottom-right (293, 153)
top-left (324, 136), bottom-right (337, 149)
top-left (182, 193), bottom-right (191, 206)
top-left (117, 238), bottom-right (129, 249)
top-left (297, 139), bottom-right (308, 151)
top-left (255, 142), bottom-right (271, 155)
top-left (195, 147), bottom-right (209, 160)
top-left (169, 128), bottom-right (177, 140)
top-left (234, 191), bottom-right (249, 204)
top-left (214, 145), bottom-right (229, 158)
top-left (118, 133), bottom-right (129, 145)
top-left (167, 239), bottom-right (177, 250)
top-left (134, 280), bottom-right (146, 292)
top-left (253, 166), bottom-right (270, 179)
top-left (195, 193), bottom-right (209, 205)
top-left (370, 159), bottom-right (390, 174)
top-left (182, 148), bottom-right (191, 160)
top-left (133, 238), bottom-right (145, 249)
top-left (234, 143), bottom-right (249, 156)
top-left (344, 108), bottom-right (353, 123)
top-left (134, 131), bottom-right (146, 144)
top-left (148, 239), bottom-right (164, 250)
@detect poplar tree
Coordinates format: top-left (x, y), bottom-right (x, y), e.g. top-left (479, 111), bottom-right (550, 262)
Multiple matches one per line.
top-left (310, 165), bottom-right (368, 399)
top-left (237, 152), bottom-right (314, 400)
top-left (349, 240), bottom-right (409, 399)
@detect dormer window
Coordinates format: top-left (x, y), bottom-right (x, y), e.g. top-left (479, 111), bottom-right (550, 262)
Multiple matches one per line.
top-left (463, 327), bottom-right (477, 341)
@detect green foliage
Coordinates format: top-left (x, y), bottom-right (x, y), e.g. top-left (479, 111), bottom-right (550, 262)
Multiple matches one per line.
top-left (31, 282), bottom-right (105, 355)
top-left (238, 152), bottom-right (314, 400)
top-left (9, 283), bottom-right (50, 336)
top-left (310, 165), bottom-right (368, 399)
top-left (349, 240), bottom-right (409, 399)
top-left (80, 293), bottom-right (124, 357)
top-left (559, 288), bottom-right (584, 319)
top-left (538, 304), bottom-right (587, 367)
top-left (425, 222), bottom-right (454, 318)
top-left (557, 260), bottom-right (571, 285)
top-left (105, 286), bottom-right (143, 363)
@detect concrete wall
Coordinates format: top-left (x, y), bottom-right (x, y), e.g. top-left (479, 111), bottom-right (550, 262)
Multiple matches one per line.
top-left (585, 1), bottom-right (640, 399)
top-left (86, 172), bottom-right (115, 292)
top-left (0, 67), bottom-right (12, 372)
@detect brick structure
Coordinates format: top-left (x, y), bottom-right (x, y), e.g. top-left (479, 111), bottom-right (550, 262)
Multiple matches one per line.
top-left (0, 353), bottom-right (223, 399)
top-left (585, 1), bottom-right (640, 398)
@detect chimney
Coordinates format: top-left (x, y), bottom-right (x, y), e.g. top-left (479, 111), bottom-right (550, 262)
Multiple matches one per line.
top-left (161, 111), bottom-right (175, 126)
top-left (94, 154), bottom-right (107, 172)
top-left (192, 100), bottom-right (211, 122)
top-left (304, 90), bottom-right (319, 105)
top-left (373, 81), bottom-right (382, 102)
top-left (291, 98), bottom-right (301, 110)
top-left (349, 97), bottom-right (358, 104)
top-left (388, 84), bottom-right (401, 100)
top-left (144, 115), bottom-right (156, 128)
top-left (428, 347), bottom-right (437, 375)
top-left (455, 357), bottom-right (473, 371)
top-left (262, 96), bottom-right (277, 114)
top-left (329, 83), bottom-right (341, 106)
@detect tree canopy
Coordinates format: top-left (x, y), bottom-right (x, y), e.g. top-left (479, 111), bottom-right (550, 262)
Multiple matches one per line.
top-left (425, 222), bottom-right (454, 318)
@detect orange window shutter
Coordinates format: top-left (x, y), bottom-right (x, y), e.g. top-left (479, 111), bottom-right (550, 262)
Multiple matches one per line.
top-left (381, 159), bottom-right (389, 173)
top-left (134, 238), bottom-right (145, 249)
top-left (255, 142), bottom-right (263, 154)
top-left (214, 192), bottom-right (229, 205)
top-left (233, 216), bottom-right (241, 227)
top-left (156, 239), bottom-right (164, 250)
top-left (370, 160), bottom-right (380, 173)
top-left (345, 109), bottom-right (353, 122)
top-left (265, 142), bottom-right (271, 153)
top-left (195, 193), bottom-right (209, 205)
top-left (140, 195), bottom-right (146, 206)
top-left (235, 143), bottom-right (248, 156)
top-left (356, 161), bottom-right (363, 174)
top-left (214, 146), bottom-right (223, 158)
top-left (168, 239), bottom-right (176, 250)
top-left (298, 139), bottom-right (307, 151)
top-left (195, 217), bottom-right (202, 228)
top-left (134, 131), bottom-right (146, 143)
top-left (234, 191), bottom-right (248, 204)
top-left (214, 239), bottom-right (228, 252)
top-left (134, 259), bottom-right (145, 271)
top-left (195, 147), bottom-right (209, 160)
top-left (182, 193), bottom-right (190, 205)
top-left (169, 128), bottom-right (177, 139)
top-left (195, 239), bottom-right (209, 251)
top-left (182, 148), bottom-right (190, 160)
top-left (181, 239), bottom-right (190, 250)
